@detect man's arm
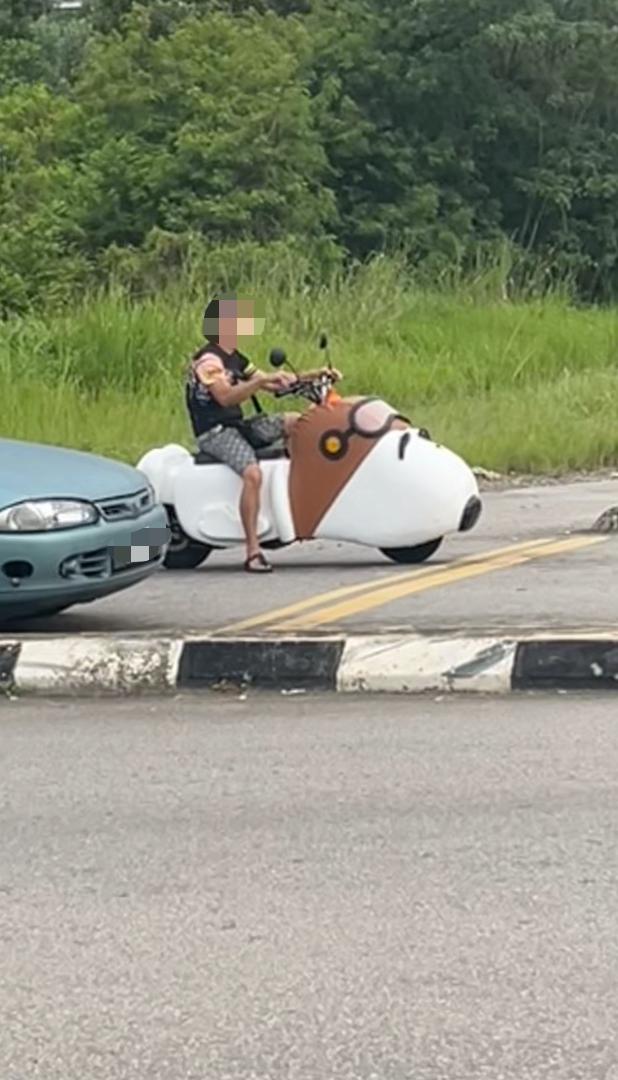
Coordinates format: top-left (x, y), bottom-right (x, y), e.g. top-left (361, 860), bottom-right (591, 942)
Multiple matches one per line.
top-left (195, 355), bottom-right (289, 407)
top-left (242, 355), bottom-right (295, 393)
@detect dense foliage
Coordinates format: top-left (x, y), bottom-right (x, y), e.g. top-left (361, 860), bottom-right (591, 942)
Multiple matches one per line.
top-left (2, 0), bottom-right (618, 313)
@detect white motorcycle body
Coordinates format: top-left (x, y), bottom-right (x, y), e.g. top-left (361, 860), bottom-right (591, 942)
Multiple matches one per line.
top-left (137, 397), bottom-right (481, 558)
top-left (141, 445), bottom-right (296, 546)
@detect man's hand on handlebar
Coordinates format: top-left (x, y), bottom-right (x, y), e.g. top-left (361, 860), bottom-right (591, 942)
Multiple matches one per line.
top-left (300, 365), bottom-right (343, 383)
top-left (253, 371), bottom-right (296, 393)
top-left (272, 369), bottom-right (341, 402)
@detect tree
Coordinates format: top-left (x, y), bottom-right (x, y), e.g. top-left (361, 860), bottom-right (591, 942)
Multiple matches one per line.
top-left (2, 0), bottom-right (618, 308)
top-left (308, 0), bottom-right (618, 294)
top-left (0, 84), bottom-right (91, 312)
top-left (0, 7), bottom-right (336, 309)
top-left (0, 0), bottom-right (51, 38)
top-left (84, 0), bottom-right (310, 36)
top-left (74, 9), bottom-right (334, 242)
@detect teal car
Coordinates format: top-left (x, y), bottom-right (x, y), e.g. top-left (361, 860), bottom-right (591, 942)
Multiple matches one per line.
top-left (0, 438), bottom-right (170, 621)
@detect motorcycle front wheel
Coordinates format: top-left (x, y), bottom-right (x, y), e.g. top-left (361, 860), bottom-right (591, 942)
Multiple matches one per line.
top-left (380, 538), bottom-right (443, 564)
top-left (164, 506), bottom-right (213, 570)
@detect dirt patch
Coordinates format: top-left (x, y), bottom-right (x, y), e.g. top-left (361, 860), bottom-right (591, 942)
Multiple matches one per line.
top-left (475, 467), bottom-right (618, 493)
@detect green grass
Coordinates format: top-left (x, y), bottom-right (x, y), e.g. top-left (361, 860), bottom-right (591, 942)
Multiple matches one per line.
top-left (2, 256), bottom-right (618, 473)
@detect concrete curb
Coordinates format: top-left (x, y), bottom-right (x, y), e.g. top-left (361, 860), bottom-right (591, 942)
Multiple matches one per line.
top-left (2, 632), bottom-right (618, 697)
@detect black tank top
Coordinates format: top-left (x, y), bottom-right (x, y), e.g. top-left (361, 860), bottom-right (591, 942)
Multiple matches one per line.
top-left (186, 343), bottom-right (256, 437)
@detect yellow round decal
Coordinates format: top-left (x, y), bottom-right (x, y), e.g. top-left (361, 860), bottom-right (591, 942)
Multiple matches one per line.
top-left (325, 435), bottom-right (342, 455)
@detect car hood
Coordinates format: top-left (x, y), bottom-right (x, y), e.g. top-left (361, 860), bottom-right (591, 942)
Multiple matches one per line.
top-left (0, 439), bottom-right (148, 510)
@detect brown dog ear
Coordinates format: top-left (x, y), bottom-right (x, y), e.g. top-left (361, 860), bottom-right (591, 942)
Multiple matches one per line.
top-left (288, 401), bottom-right (407, 539)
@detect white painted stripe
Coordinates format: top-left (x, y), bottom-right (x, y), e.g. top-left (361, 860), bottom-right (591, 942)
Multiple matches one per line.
top-left (15, 638), bottom-right (180, 694)
top-left (166, 639), bottom-right (185, 688)
top-left (337, 635), bottom-right (516, 694)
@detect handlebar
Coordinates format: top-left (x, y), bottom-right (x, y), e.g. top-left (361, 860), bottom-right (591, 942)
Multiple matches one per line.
top-left (274, 384), bottom-right (301, 399)
top-left (274, 372), bottom-right (337, 403)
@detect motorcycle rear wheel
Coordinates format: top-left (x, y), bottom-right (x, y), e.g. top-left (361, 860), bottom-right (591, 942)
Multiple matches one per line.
top-left (380, 538), bottom-right (443, 564)
top-left (164, 543), bottom-right (212, 570)
top-left (164, 506), bottom-right (213, 570)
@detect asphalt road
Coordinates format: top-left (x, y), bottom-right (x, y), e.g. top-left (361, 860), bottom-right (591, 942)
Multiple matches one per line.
top-left (4, 479), bottom-right (616, 637)
top-left (2, 693), bottom-right (618, 1079)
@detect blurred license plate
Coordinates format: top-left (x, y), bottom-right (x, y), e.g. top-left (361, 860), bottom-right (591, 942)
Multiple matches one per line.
top-left (112, 546), bottom-right (156, 570)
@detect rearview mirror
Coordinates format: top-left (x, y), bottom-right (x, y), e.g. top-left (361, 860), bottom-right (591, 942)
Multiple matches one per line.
top-left (269, 347), bottom-right (287, 368)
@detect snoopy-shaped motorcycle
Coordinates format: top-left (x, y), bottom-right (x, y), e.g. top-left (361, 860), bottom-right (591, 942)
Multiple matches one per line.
top-left (137, 341), bottom-right (482, 569)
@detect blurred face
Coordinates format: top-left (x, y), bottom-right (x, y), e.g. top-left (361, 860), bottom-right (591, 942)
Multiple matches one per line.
top-left (207, 296), bottom-right (265, 350)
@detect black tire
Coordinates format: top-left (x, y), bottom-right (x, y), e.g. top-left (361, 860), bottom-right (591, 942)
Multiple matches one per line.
top-left (163, 506), bottom-right (212, 570)
top-left (380, 538), bottom-right (443, 564)
top-left (164, 543), bottom-right (212, 570)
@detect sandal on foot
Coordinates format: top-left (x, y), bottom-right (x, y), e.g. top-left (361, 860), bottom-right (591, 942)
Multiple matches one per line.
top-left (244, 552), bottom-right (273, 574)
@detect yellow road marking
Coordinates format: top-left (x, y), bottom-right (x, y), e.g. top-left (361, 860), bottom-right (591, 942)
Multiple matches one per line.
top-left (273, 535), bottom-right (606, 631)
top-left (218, 536), bottom-right (604, 635)
top-left (218, 537), bottom-right (554, 634)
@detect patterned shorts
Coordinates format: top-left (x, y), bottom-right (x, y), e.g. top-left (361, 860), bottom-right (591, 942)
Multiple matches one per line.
top-left (197, 415), bottom-right (286, 476)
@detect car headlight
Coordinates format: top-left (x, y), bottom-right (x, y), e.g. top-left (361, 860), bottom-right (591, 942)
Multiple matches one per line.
top-left (0, 499), bottom-right (99, 532)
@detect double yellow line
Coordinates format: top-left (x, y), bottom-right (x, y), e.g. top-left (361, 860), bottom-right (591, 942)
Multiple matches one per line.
top-left (219, 534), bottom-right (606, 634)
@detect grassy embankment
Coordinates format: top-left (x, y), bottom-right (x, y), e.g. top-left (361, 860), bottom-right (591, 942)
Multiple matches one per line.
top-left (2, 258), bottom-right (617, 473)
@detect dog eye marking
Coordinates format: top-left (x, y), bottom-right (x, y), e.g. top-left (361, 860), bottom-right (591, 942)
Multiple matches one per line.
top-left (398, 432), bottom-right (411, 461)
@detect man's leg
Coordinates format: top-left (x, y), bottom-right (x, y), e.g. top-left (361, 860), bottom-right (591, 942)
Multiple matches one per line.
top-left (239, 463), bottom-right (267, 567)
top-left (232, 414), bottom-right (301, 569)
top-left (240, 414), bottom-right (299, 571)
top-left (197, 427), bottom-right (271, 570)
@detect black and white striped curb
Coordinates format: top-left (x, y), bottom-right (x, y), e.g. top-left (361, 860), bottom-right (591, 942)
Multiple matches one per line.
top-left (1, 633), bottom-right (618, 696)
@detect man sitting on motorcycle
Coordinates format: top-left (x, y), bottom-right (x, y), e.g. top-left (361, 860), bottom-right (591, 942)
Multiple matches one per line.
top-left (186, 295), bottom-right (337, 573)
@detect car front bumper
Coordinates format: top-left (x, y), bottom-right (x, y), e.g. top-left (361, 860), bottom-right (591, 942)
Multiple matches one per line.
top-left (0, 505), bottom-right (169, 620)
